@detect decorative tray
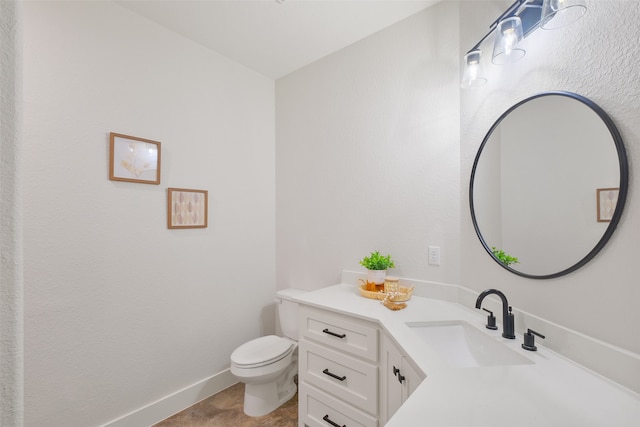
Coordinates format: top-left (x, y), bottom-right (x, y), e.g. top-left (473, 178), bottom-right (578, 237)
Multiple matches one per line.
top-left (359, 284), bottom-right (414, 302)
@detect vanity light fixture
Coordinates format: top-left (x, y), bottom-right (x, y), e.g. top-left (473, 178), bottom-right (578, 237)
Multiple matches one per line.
top-left (461, 0), bottom-right (587, 88)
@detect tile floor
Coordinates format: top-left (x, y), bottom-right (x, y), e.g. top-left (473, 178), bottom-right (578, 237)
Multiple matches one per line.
top-left (153, 382), bottom-right (298, 427)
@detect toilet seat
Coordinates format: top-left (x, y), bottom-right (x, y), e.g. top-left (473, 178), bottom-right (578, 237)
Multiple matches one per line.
top-left (231, 335), bottom-right (295, 368)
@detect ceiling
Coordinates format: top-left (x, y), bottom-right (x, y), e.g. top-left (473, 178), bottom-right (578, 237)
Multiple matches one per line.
top-left (115, 0), bottom-right (439, 79)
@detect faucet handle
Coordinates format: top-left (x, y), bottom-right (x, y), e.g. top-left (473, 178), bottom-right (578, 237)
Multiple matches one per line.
top-left (522, 328), bottom-right (545, 351)
top-left (482, 308), bottom-right (498, 330)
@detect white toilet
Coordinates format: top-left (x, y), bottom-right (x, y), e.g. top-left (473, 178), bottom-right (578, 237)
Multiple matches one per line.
top-left (230, 288), bottom-right (305, 417)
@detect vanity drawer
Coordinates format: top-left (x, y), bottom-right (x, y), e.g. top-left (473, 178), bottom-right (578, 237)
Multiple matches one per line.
top-left (300, 307), bottom-right (378, 362)
top-left (299, 382), bottom-right (378, 427)
top-left (300, 338), bottom-right (378, 415)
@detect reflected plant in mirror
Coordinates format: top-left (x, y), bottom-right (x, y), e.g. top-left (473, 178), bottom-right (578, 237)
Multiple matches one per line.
top-left (491, 247), bottom-right (519, 267)
top-left (470, 92), bottom-right (628, 279)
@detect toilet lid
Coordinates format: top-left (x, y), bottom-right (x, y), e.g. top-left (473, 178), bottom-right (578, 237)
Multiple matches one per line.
top-left (231, 335), bottom-right (294, 368)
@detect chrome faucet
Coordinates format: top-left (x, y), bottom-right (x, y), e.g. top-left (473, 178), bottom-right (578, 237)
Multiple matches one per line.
top-left (475, 289), bottom-right (515, 339)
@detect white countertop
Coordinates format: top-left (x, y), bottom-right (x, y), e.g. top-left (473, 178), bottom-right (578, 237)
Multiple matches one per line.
top-left (294, 283), bottom-right (640, 426)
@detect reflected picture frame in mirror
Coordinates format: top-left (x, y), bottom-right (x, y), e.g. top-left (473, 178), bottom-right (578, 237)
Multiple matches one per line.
top-left (469, 91), bottom-right (628, 279)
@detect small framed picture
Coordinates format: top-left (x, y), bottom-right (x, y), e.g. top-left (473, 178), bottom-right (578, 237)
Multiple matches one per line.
top-left (167, 188), bottom-right (208, 229)
top-left (597, 187), bottom-right (618, 222)
top-left (109, 132), bottom-right (161, 184)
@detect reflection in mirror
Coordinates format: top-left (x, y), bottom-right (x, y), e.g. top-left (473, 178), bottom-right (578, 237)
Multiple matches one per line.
top-left (470, 92), bottom-right (628, 279)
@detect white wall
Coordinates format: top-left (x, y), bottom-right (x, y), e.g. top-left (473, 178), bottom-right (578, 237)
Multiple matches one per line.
top-left (0, 1), bottom-right (24, 425)
top-left (460, 0), bottom-right (640, 356)
top-left (276, 2), bottom-right (461, 291)
top-left (23, 1), bottom-right (275, 426)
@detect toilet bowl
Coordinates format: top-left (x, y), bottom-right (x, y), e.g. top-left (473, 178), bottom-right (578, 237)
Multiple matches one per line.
top-left (230, 288), bottom-right (305, 417)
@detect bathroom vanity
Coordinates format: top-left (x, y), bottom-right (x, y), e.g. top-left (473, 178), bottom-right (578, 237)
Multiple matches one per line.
top-left (295, 283), bottom-right (640, 426)
top-left (297, 304), bottom-right (424, 426)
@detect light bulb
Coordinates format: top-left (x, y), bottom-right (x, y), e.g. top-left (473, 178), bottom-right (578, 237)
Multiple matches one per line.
top-left (461, 50), bottom-right (487, 89)
top-left (502, 28), bottom-right (516, 56)
top-left (492, 17), bottom-right (525, 65)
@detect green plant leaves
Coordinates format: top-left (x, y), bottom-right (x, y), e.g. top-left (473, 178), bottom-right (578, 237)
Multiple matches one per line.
top-left (491, 247), bottom-right (519, 266)
top-left (359, 251), bottom-right (395, 270)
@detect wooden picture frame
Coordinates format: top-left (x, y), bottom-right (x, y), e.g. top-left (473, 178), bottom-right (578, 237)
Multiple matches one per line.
top-left (597, 187), bottom-right (618, 222)
top-left (109, 132), bottom-right (161, 184)
top-left (167, 188), bottom-right (208, 229)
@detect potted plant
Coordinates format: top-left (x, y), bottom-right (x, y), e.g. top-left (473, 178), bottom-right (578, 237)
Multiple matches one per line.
top-left (359, 250), bottom-right (395, 290)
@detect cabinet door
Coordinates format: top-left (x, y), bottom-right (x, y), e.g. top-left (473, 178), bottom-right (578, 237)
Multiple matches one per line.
top-left (380, 334), bottom-right (426, 425)
top-left (380, 334), bottom-right (404, 425)
top-left (400, 356), bottom-right (423, 402)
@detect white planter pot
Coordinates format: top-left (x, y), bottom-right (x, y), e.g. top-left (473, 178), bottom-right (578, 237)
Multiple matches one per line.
top-left (367, 269), bottom-right (387, 285)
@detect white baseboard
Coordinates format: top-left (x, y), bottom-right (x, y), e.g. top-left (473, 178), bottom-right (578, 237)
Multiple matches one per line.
top-left (100, 369), bottom-right (237, 427)
top-left (341, 270), bottom-right (640, 395)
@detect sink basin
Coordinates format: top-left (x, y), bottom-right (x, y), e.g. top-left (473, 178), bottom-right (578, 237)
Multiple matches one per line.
top-left (406, 321), bottom-right (533, 368)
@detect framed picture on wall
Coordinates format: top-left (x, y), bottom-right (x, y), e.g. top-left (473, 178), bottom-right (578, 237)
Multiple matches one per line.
top-left (597, 187), bottom-right (618, 222)
top-left (109, 132), bottom-right (161, 184)
top-left (167, 188), bottom-right (208, 229)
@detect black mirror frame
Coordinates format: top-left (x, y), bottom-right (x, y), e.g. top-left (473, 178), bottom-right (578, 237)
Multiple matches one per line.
top-left (469, 91), bottom-right (629, 279)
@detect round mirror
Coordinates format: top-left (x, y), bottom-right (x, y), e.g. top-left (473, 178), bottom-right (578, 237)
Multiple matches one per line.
top-left (470, 91), bottom-right (628, 279)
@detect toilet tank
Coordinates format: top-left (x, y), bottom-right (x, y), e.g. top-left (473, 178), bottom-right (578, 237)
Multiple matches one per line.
top-left (276, 288), bottom-right (306, 340)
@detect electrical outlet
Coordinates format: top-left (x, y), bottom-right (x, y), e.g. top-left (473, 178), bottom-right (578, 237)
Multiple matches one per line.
top-left (428, 246), bottom-right (441, 265)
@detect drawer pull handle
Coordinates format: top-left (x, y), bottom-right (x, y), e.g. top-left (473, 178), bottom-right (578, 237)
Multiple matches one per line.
top-left (393, 366), bottom-right (400, 376)
top-left (323, 414), bottom-right (346, 427)
top-left (322, 328), bottom-right (346, 339)
top-left (323, 368), bottom-right (347, 382)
